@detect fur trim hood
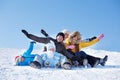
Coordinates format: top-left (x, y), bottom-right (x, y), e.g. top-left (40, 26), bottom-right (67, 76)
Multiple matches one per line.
top-left (69, 31), bottom-right (81, 44)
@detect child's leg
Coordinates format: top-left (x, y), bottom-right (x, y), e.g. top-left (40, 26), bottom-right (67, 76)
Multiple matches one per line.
top-left (23, 41), bottom-right (36, 57)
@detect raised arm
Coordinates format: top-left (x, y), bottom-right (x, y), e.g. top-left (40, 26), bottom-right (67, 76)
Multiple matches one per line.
top-left (22, 29), bottom-right (50, 44)
top-left (80, 34), bottom-right (104, 48)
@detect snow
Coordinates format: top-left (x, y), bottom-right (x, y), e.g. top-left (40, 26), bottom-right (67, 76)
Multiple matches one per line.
top-left (0, 48), bottom-right (120, 80)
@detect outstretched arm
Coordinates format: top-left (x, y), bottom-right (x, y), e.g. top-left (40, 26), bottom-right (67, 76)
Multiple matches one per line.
top-left (22, 29), bottom-right (50, 44)
top-left (80, 34), bottom-right (104, 48)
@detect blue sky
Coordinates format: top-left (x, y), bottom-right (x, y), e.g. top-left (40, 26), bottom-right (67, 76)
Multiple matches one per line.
top-left (0, 0), bottom-right (120, 52)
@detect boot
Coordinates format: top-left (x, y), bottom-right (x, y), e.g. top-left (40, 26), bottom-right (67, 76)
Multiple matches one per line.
top-left (83, 59), bottom-right (88, 68)
top-left (29, 61), bottom-right (41, 69)
top-left (72, 61), bottom-right (79, 67)
top-left (100, 55), bottom-right (108, 66)
top-left (92, 59), bottom-right (99, 67)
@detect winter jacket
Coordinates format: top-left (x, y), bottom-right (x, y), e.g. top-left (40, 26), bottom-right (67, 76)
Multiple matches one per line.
top-left (64, 31), bottom-right (99, 53)
top-left (64, 38), bottom-right (99, 53)
top-left (26, 34), bottom-right (74, 59)
top-left (64, 31), bottom-right (101, 67)
top-left (34, 52), bottom-right (69, 68)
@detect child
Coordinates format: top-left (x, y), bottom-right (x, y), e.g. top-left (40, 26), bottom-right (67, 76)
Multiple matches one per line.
top-left (29, 42), bottom-right (71, 70)
top-left (14, 41), bottom-right (36, 66)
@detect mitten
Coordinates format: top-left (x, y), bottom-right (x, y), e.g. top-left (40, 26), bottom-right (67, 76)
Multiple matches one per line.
top-left (66, 45), bottom-right (75, 49)
top-left (97, 34), bottom-right (104, 40)
top-left (41, 29), bottom-right (49, 37)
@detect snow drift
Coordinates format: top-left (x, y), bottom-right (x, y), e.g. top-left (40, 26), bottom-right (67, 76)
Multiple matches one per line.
top-left (0, 48), bottom-right (120, 80)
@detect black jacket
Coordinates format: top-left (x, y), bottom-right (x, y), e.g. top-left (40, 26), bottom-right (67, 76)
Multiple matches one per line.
top-left (26, 33), bottom-right (74, 59)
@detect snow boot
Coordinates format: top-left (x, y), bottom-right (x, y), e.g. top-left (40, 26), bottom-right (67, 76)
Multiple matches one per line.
top-left (62, 62), bottom-right (71, 70)
top-left (92, 59), bottom-right (99, 67)
top-left (72, 61), bottom-right (79, 67)
top-left (100, 55), bottom-right (108, 66)
top-left (29, 61), bottom-right (41, 69)
top-left (83, 59), bottom-right (88, 68)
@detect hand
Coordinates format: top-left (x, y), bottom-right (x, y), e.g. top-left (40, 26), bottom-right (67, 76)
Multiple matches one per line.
top-left (41, 29), bottom-right (49, 37)
top-left (97, 34), bottom-right (104, 40)
top-left (66, 45), bottom-right (75, 49)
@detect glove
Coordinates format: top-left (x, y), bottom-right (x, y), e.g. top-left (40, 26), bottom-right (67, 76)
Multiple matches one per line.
top-left (97, 34), bottom-right (104, 40)
top-left (66, 45), bottom-right (75, 49)
top-left (41, 29), bottom-right (49, 37)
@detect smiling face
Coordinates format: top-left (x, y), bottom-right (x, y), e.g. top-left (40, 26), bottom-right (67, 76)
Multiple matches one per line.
top-left (56, 35), bottom-right (64, 42)
top-left (69, 31), bottom-right (81, 44)
top-left (64, 33), bottom-right (69, 39)
top-left (72, 35), bottom-right (78, 42)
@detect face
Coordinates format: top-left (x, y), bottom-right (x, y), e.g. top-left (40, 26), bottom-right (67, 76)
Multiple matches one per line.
top-left (49, 48), bottom-right (54, 52)
top-left (56, 35), bottom-right (64, 42)
top-left (64, 33), bottom-right (69, 39)
top-left (71, 35), bottom-right (81, 44)
top-left (72, 36), bottom-right (78, 41)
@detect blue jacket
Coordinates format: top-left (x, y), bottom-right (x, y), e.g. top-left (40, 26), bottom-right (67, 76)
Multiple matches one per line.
top-left (38, 51), bottom-right (69, 68)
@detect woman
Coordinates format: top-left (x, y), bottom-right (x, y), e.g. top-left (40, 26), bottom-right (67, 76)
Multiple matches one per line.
top-left (64, 31), bottom-right (108, 67)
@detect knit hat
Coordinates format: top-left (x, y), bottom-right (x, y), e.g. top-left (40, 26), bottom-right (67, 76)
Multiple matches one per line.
top-left (56, 32), bottom-right (65, 39)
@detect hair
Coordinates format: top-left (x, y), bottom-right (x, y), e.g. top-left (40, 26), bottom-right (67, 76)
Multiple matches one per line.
top-left (69, 31), bottom-right (81, 44)
top-left (56, 32), bottom-right (65, 39)
top-left (62, 29), bottom-right (70, 34)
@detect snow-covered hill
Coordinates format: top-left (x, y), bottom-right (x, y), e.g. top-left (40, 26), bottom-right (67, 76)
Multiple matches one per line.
top-left (0, 48), bottom-right (120, 80)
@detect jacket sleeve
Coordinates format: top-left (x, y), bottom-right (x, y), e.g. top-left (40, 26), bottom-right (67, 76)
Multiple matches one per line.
top-left (80, 38), bottom-right (99, 48)
top-left (62, 48), bottom-right (74, 59)
top-left (28, 34), bottom-right (54, 44)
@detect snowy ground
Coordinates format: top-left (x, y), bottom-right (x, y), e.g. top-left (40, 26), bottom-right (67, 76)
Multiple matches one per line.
top-left (0, 48), bottom-right (120, 80)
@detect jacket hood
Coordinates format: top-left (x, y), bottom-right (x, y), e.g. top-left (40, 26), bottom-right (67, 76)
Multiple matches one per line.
top-left (69, 31), bottom-right (81, 44)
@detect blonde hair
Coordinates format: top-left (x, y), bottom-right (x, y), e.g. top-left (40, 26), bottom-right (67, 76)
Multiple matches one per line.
top-left (69, 31), bottom-right (81, 44)
top-left (62, 29), bottom-right (70, 34)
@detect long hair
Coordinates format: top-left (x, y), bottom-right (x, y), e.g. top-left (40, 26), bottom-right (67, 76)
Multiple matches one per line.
top-left (69, 31), bottom-right (81, 44)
